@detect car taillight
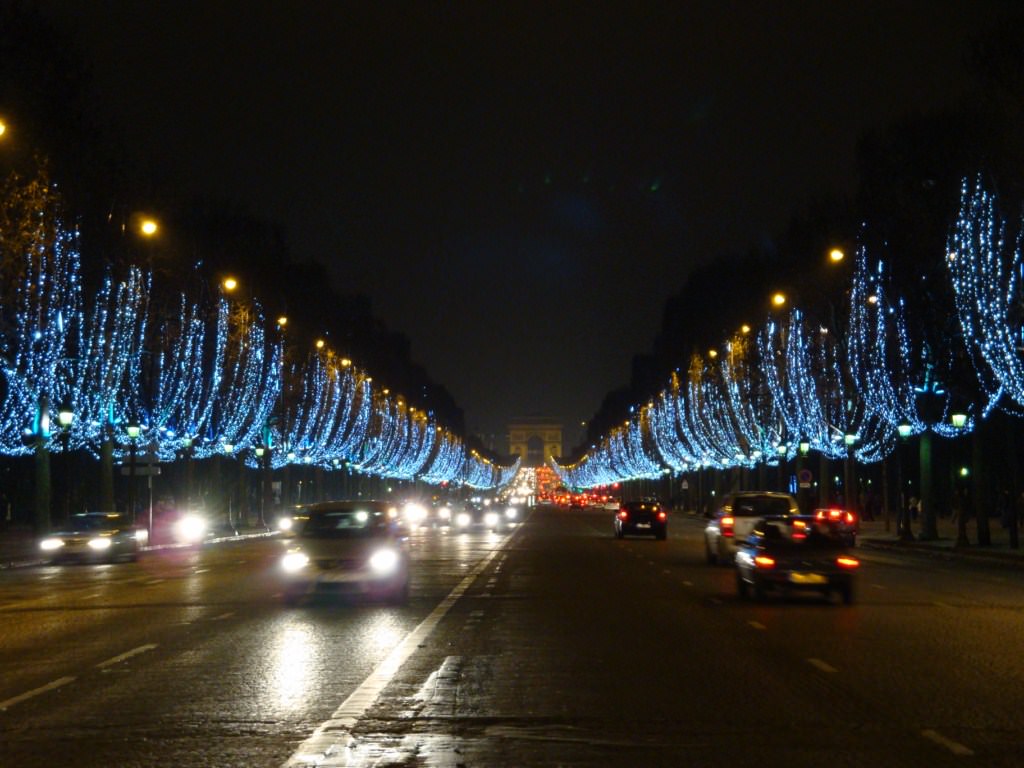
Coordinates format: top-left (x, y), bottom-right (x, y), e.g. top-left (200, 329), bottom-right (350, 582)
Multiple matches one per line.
top-left (836, 556), bottom-right (860, 569)
top-left (844, 512), bottom-right (856, 525)
top-left (618, 509), bottom-right (629, 520)
top-left (754, 555), bottom-right (775, 568)
top-left (657, 511), bottom-right (667, 521)
top-left (721, 515), bottom-right (734, 537)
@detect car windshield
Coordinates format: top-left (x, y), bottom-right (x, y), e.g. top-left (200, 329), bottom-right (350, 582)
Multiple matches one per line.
top-left (299, 510), bottom-right (391, 539)
top-left (68, 514), bottom-right (124, 532)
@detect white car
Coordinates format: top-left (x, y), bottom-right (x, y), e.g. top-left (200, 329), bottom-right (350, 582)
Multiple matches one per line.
top-left (704, 492), bottom-right (799, 565)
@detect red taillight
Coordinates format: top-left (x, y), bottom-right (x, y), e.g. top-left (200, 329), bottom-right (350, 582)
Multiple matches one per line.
top-left (754, 555), bottom-right (775, 568)
top-left (836, 556), bottom-right (860, 569)
top-left (617, 509), bottom-right (629, 520)
top-left (657, 511), bottom-right (667, 521)
top-left (721, 515), bottom-right (735, 537)
top-left (844, 512), bottom-right (855, 525)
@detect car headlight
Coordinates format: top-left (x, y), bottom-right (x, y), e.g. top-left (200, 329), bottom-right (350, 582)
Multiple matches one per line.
top-left (368, 548), bottom-right (400, 575)
top-left (484, 511), bottom-right (500, 527)
top-left (134, 529), bottom-right (149, 544)
top-left (40, 538), bottom-right (64, 552)
top-left (505, 507), bottom-right (518, 519)
top-left (403, 503), bottom-right (427, 524)
top-left (174, 514), bottom-right (207, 543)
top-left (438, 506), bottom-right (452, 521)
top-left (281, 551), bottom-right (310, 573)
top-left (455, 512), bottom-right (472, 528)
top-left (88, 537), bottom-right (112, 551)
top-left (277, 516), bottom-right (294, 532)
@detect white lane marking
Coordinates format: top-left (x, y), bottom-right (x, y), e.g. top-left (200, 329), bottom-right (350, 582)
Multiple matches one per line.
top-left (0, 676), bottom-right (75, 711)
top-left (748, 621), bottom-right (767, 630)
top-left (193, 568), bottom-right (209, 574)
top-left (210, 612), bottom-right (234, 621)
top-left (683, 580), bottom-right (693, 587)
top-left (709, 597), bottom-right (722, 605)
top-left (95, 643), bottom-right (158, 669)
top-left (84, 592), bottom-right (102, 599)
top-left (282, 527), bottom-right (521, 767)
top-left (144, 579), bottom-right (165, 586)
top-left (807, 657), bottom-right (837, 674)
top-left (921, 729), bottom-right (974, 756)
top-left (870, 583), bottom-right (886, 590)
top-left (662, 569), bottom-right (671, 574)
top-left (934, 601), bottom-right (952, 608)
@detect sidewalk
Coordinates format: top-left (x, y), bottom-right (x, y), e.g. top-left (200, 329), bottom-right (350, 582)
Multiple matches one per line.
top-left (857, 514), bottom-right (1024, 566)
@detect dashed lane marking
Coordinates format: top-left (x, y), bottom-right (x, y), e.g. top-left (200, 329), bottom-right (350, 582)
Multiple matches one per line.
top-left (0, 676), bottom-right (75, 711)
top-left (921, 729), bottom-right (974, 756)
top-left (95, 643), bottom-right (158, 669)
top-left (807, 657), bottom-right (837, 674)
top-left (749, 621), bottom-right (767, 630)
top-left (210, 612), bottom-right (234, 621)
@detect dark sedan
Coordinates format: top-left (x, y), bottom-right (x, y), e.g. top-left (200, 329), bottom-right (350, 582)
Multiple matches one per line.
top-left (39, 512), bottom-right (143, 563)
top-left (614, 500), bottom-right (667, 540)
top-left (735, 515), bottom-right (859, 604)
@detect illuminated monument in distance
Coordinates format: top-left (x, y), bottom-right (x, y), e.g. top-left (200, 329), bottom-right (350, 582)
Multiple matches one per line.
top-left (507, 417), bottom-right (562, 467)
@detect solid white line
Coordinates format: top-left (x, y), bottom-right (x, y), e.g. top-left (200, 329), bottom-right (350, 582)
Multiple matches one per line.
top-left (807, 657), bottom-right (837, 673)
top-left (95, 643), bottom-right (158, 669)
top-left (748, 621), bottom-right (767, 630)
top-left (282, 526), bottom-right (521, 767)
top-left (210, 612), bottom-right (234, 621)
top-left (0, 676), bottom-right (75, 711)
top-left (921, 729), bottom-right (974, 756)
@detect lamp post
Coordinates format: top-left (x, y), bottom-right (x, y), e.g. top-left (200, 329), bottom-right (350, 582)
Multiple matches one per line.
top-left (896, 422), bottom-right (913, 540)
top-left (57, 402), bottom-right (74, 523)
top-left (126, 423), bottom-right (140, 523)
top-left (844, 432), bottom-right (858, 513)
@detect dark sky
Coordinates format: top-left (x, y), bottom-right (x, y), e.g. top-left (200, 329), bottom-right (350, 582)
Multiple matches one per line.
top-left (34, 1), bottom-right (1012, 445)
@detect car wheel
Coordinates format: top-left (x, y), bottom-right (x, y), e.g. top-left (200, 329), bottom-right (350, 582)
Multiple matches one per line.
top-left (614, 526), bottom-right (624, 539)
top-left (752, 579), bottom-right (766, 602)
top-left (736, 572), bottom-right (749, 599)
top-left (705, 541), bottom-right (718, 565)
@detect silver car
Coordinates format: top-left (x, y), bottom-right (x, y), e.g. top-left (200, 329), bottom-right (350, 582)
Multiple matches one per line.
top-left (278, 501), bottom-right (410, 605)
top-left (704, 492), bottom-right (799, 565)
top-left (39, 512), bottom-right (144, 563)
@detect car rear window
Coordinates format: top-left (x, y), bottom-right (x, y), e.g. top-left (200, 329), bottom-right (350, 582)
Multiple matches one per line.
top-left (732, 496), bottom-right (794, 516)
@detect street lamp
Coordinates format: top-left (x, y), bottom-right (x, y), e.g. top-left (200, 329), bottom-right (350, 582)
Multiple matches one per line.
top-left (896, 422), bottom-right (914, 541)
top-left (126, 423), bottom-right (140, 522)
top-left (843, 433), bottom-right (858, 512)
top-left (57, 403), bottom-right (74, 522)
top-left (951, 412), bottom-right (968, 429)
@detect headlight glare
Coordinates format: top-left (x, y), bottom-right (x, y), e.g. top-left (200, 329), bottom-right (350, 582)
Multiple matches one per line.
top-left (174, 514), bottom-right (207, 543)
top-left (40, 538), bottom-right (64, 552)
top-left (368, 548), bottom-right (400, 574)
top-left (88, 537), bottom-right (112, 551)
top-left (281, 552), bottom-right (310, 573)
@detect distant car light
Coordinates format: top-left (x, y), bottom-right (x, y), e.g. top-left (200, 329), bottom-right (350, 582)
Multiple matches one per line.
top-left (403, 503), bottom-right (428, 524)
top-left (174, 513), bottom-right (207, 544)
top-left (281, 551), bottom-right (310, 573)
top-left (40, 538), bottom-right (64, 552)
top-left (505, 507), bottom-right (518, 520)
top-left (484, 511), bottom-right (500, 527)
top-left (438, 506), bottom-right (452, 521)
top-left (87, 537), bottom-right (113, 551)
top-left (455, 512), bottom-right (472, 528)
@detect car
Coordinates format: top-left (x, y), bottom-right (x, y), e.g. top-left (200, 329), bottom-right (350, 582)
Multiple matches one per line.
top-left (734, 515), bottom-right (860, 604)
top-left (813, 507), bottom-right (858, 546)
top-left (704, 491), bottom-right (799, 565)
top-left (614, 500), bottom-right (668, 540)
top-left (278, 501), bottom-right (410, 605)
top-left (39, 512), bottom-right (144, 563)
top-left (452, 500), bottom-right (511, 532)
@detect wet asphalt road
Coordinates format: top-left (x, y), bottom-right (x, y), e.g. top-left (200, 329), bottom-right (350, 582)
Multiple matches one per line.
top-left (2, 507), bottom-right (1023, 767)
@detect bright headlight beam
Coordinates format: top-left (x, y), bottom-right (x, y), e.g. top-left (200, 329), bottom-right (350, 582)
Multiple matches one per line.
top-left (368, 548), bottom-right (399, 574)
top-left (281, 552), bottom-right (310, 573)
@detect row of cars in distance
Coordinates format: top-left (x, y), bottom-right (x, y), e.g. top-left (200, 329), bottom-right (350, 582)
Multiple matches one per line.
top-left (704, 491), bottom-right (861, 605)
top-left (276, 496), bottom-right (524, 606)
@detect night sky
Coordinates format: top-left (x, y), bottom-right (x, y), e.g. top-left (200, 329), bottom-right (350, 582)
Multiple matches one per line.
top-left (33, 1), bottom-right (1012, 446)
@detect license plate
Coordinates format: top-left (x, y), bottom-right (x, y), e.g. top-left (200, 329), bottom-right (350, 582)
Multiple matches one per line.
top-left (636, 522), bottom-right (651, 529)
top-left (789, 572), bottom-right (826, 584)
top-left (318, 571), bottom-right (360, 583)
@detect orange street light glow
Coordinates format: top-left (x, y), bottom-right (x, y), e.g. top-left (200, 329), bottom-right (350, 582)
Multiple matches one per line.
top-left (771, 292), bottom-right (786, 307)
top-left (222, 277), bottom-right (238, 292)
top-left (829, 248), bottom-right (845, 263)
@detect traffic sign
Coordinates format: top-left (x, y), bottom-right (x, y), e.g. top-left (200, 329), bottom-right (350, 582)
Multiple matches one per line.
top-left (798, 468), bottom-right (813, 488)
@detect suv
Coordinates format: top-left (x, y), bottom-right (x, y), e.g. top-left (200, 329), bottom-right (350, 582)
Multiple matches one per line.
top-left (704, 491), bottom-right (799, 564)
